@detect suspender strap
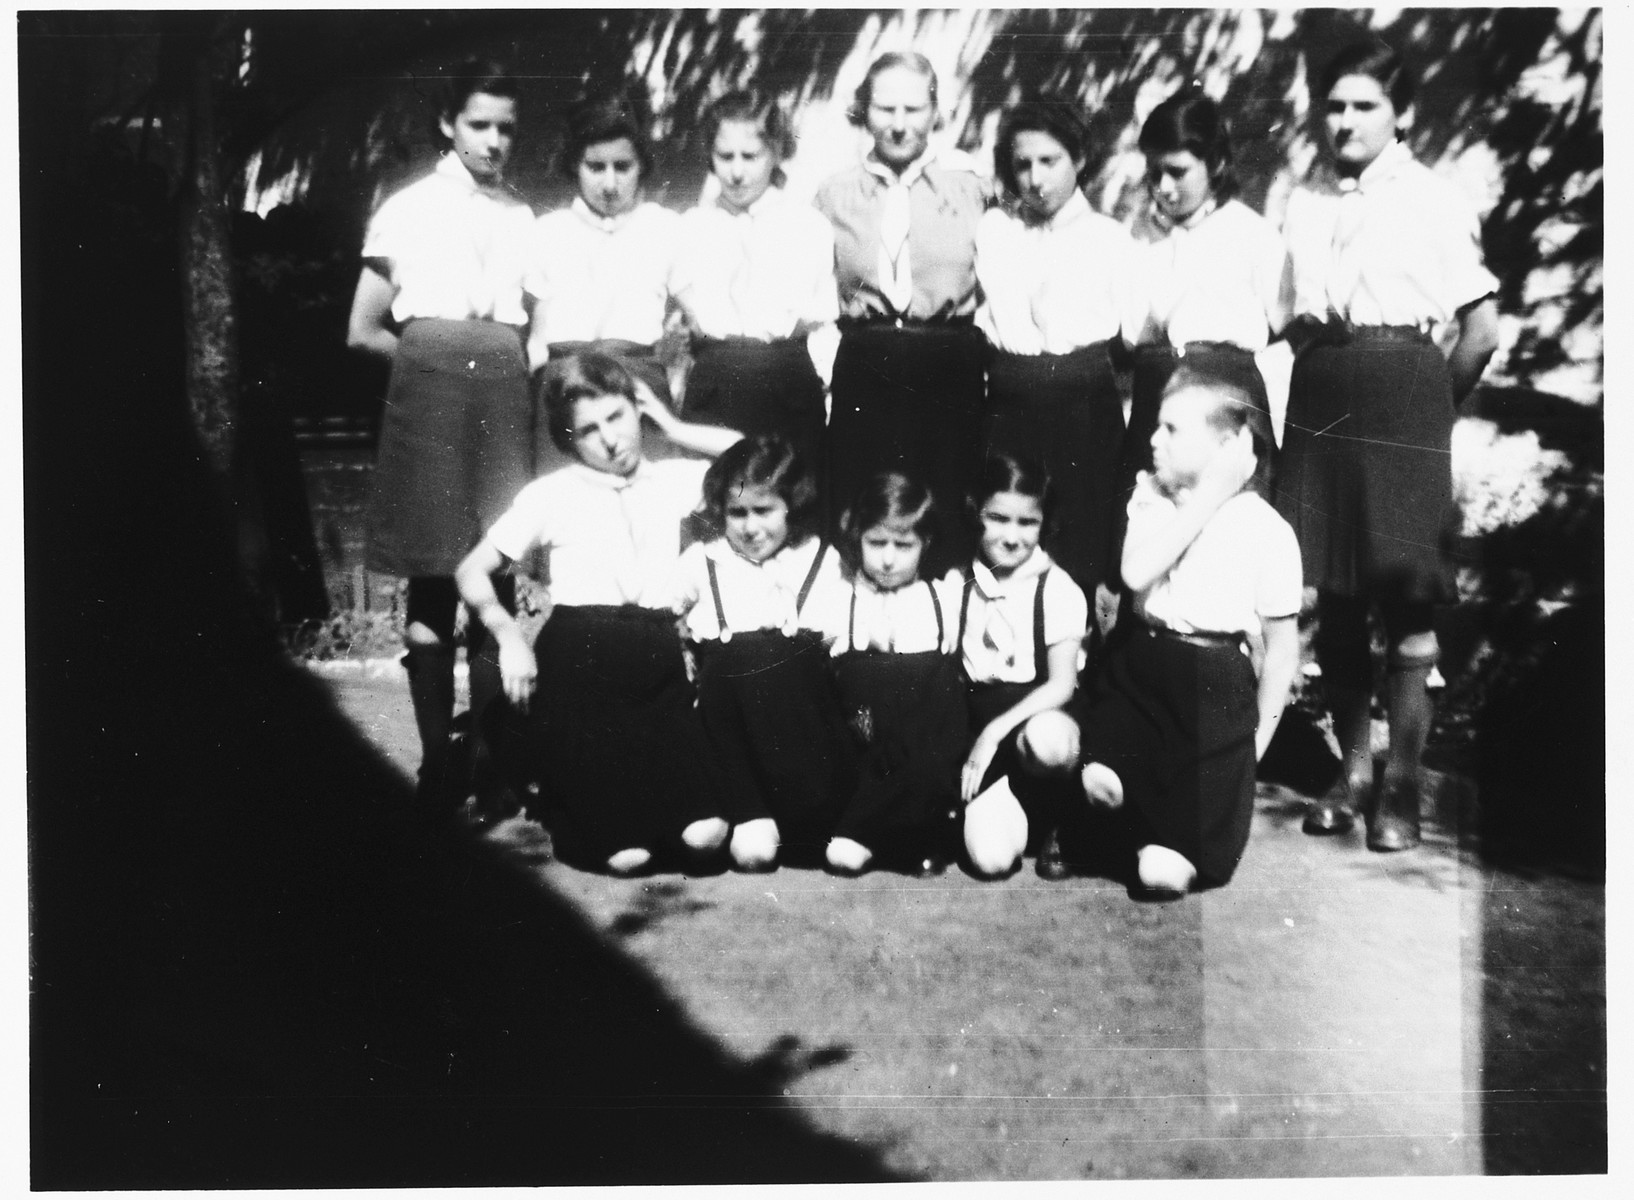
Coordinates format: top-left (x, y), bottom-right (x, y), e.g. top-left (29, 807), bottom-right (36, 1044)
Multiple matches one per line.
top-left (928, 580), bottom-right (945, 647)
top-left (847, 587), bottom-right (858, 653)
top-left (795, 542), bottom-right (829, 614)
top-left (957, 572), bottom-right (975, 649)
top-left (705, 557), bottom-right (728, 634)
top-left (1032, 567), bottom-right (1049, 682)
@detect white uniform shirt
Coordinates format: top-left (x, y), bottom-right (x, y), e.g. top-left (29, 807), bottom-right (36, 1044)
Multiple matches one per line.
top-left (1124, 198), bottom-right (1292, 351)
top-left (524, 199), bottom-right (680, 346)
top-left (671, 537), bottom-right (842, 641)
top-left (1126, 475), bottom-right (1302, 636)
top-left (361, 154), bottom-right (535, 325)
top-left (1282, 140), bottom-right (1498, 329)
top-left (808, 575), bottom-right (963, 656)
top-left (958, 550), bottom-right (1088, 685)
top-left (975, 191), bottom-right (1135, 355)
top-left (671, 189), bottom-right (839, 341)
top-left (485, 458), bottom-right (708, 609)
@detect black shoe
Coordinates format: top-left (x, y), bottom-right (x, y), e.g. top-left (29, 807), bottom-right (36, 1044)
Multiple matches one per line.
top-left (462, 785), bottom-right (522, 831)
top-left (915, 852), bottom-right (950, 878)
top-left (1036, 827), bottom-right (1071, 880)
top-left (1302, 776), bottom-right (1360, 836)
top-left (1367, 777), bottom-right (1422, 852)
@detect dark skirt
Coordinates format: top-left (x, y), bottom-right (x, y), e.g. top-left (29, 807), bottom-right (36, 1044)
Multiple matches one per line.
top-left (968, 680), bottom-right (1077, 836)
top-left (366, 319), bottom-right (532, 577)
top-left (985, 342), bottom-right (1124, 597)
top-left (1118, 341), bottom-right (1268, 517)
top-left (685, 336), bottom-right (826, 463)
top-left (830, 648), bottom-right (969, 854)
top-left (1274, 332), bottom-right (1455, 604)
top-left (827, 322), bottom-right (986, 577)
top-left (692, 628), bottom-right (857, 852)
top-left (1076, 622), bottom-right (1258, 885)
top-left (488, 605), bottom-right (725, 862)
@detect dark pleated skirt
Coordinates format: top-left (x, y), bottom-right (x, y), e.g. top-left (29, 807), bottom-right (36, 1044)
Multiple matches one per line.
top-left (488, 605), bottom-right (726, 862)
top-left (1274, 334), bottom-right (1455, 604)
top-left (366, 319), bottom-right (532, 577)
top-left (984, 342), bottom-right (1124, 597)
top-left (692, 628), bottom-right (857, 852)
top-left (830, 648), bottom-right (968, 854)
top-left (1076, 622), bottom-right (1258, 885)
top-left (827, 323), bottom-right (986, 577)
top-left (685, 337), bottom-right (826, 463)
top-left (1119, 342), bottom-right (1268, 513)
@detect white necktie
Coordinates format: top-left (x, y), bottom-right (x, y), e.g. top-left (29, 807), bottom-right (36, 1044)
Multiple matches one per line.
top-left (878, 178), bottom-right (914, 314)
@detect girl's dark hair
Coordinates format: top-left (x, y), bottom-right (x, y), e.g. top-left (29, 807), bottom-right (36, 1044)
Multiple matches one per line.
top-left (561, 89), bottom-right (653, 181)
top-left (1162, 363), bottom-right (1277, 496)
top-left (1318, 40), bottom-right (1416, 114)
top-left (701, 433), bottom-right (820, 545)
top-left (1138, 86), bottom-right (1238, 203)
top-left (539, 351), bottom-right (639, 453)
top-left (967, 452), bottom-right (1056, 537)
top-left (701, 89), bottom-right (796, 187)
top-left (993, 100), bottom-right (1092, 197)
top-left (439, 58), bottom-right (518, 130)
top-left (838, 472), bottom-right (939, 571)
top-left (847, 51), bottom-right (940, 127)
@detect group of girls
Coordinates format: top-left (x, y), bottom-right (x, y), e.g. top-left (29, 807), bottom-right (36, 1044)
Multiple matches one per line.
top-left (350, 35), bottom-right (1500, 890)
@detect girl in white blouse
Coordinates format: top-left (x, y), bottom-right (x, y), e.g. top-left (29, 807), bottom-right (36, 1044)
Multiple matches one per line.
top-left (975, 101), bottom-right (1136, 603)
top-left (1117, 87), bottom-right (1291, 583)
top-left (346, 61), bottom-right (535, 822)
top-left (454, 352), bottom-right (741, 875)
top-left (525, 92), bottom-right (680, 412)
top-left (1277, 41), bottom-right (1499, 852)
top-left (671, 435), bottom-right (851, 872)
top-left (671, 91), bottom-right (838, 463)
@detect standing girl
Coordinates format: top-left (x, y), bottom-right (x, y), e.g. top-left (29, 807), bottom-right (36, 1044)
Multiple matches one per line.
top-left (454, 353), bottom-right (741, 875)
top-left (526, 91), bottom-right (679, 411)
top-left (815, 52), bottom-right (988, 576)
top-left (671, 90), bottom-right (838, 462)
top-left (817, 474), bottom-right (969, 876)
top-left (1278, 42), bottom-right (1499, 850)
top-left (1077, 366), bottom-right (1302, 896)
top-left (975, 100), bottom-right (1135, 599)
top-left (672, 435), bottom-right (851, 870)
top-left (956, 455), bottom-right (1090, 879)
top-left (346, 60), bottom-right (536, 819)
top-left (1118, 87), bottom-right (1291, 547)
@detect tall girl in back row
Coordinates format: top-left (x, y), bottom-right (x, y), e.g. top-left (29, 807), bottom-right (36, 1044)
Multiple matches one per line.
top-left (671, 90), bottom-right (838, 462)
top-left (346, 61), bottom-right (535, 819)
top-left (1118, 88), bottom-right (1291, 528)
top-left (975, 101), bottom-right (1135, 602)
top-left (1278, 42), bottom-right (1499, 851)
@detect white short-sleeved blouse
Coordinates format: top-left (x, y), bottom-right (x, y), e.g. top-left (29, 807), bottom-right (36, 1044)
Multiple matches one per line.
top-left (525, 199), bottom-right (680, 347)
top-left (671, 536), bottom-right (842, 641)
top-left (958, 551), bottom-right (1088, 685)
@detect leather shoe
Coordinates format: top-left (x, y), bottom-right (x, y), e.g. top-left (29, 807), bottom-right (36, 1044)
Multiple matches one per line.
top-left (915, 852), bottom-right (950, 878)
top-left (1302, 776), bottom-right (1360, 836)
top-left (1367, 778), bottom-right (1422, 852)
top-left (1036, 827), bottom-right (1071, 881)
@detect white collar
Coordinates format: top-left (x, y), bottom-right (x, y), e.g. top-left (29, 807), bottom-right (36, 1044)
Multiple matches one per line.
top-left (1337, 139), bottom-right (1414, 194)
top-left (567, 458), bottom-right (651, 490)
top-left (971, 548), bottom-right (1053, 597)
top-left (716, 186), bottom-right (785, 219)
top-left (571, 195), bottom-right (640, 233)
top-left (1150, 193), bottom-right (1219, 235)
top-left (863, 147), bottom-right (936, 189)
top-left (435, 151), bottom-right (505, 196)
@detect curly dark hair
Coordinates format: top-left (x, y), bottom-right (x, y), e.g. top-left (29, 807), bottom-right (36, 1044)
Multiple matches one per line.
top-left (561, 88), bottom-right (653, 181)
top-left (993, 100), bottom-right (1092, 198)
top-left (700, 433), bottom-right (821, 546)
top-left (538, 351), bottom-right (639, 454)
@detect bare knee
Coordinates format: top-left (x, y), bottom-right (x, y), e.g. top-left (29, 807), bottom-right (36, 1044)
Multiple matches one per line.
top-left (1017, 711), bottom-right (1080, 774)
top-left (730, 818), bottom-right (780, 871)
top-left (681, 817), bottom-right (729, 853)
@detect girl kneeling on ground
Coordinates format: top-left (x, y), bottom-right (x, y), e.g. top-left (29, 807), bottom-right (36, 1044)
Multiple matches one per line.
top-left (1077, 365), bottom-right (1302, 896)
top-left (672, 434), bottom-right (852, 871)
top-left (454, 352), bottom-right (741, 875)
top-left (957, 454), bottom-right (1089, 879)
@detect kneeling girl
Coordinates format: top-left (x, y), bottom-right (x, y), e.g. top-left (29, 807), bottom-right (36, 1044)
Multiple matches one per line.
top-left (455, 352), bottom-right (741, 875)
top-left (1077, 366), bottom-right (1302, 895)
top-left (672, 434), bottom-right (851, 870)
top-left (957, 454), bottom-right (1089, 878)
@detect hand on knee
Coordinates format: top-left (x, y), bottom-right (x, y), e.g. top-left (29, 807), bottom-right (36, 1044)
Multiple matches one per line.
top-left (825, 836), bottom-right (873, 874)
top-left (730, 817), bottom-right (780, 870)
top-left (1080, 761), bottom-right (1124, 810)
top-left (1017, 711), bottom-right (1081, 775)
top-left (606, 847), bottom-right (653, 876)
top-left (681, 816), bottom-right (729, 853)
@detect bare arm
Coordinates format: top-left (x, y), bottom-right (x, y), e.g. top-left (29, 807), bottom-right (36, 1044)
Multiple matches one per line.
top-left (1254, 614), bottom-right (1301, 761)
top-left (346, 264), bottom-right (400, 360)
top-left (961, 637), bottom-right (1080, 803)
top-left (1446, 296), bottom-right (1500, 404)
top-left (454, 539), bottom-right (537, 712)
top-left (1121, 428), bottom-right (1256, 594)
top-left (636, 390), bottom-right (742, 458)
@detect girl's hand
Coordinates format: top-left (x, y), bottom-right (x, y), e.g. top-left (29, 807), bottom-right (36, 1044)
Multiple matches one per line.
top-left (1194, 425), bottom-right (1257, 505)
top-left (497, 629), bottom-right (538, 713)
top-left (633, 380), bottom-right (672, 427)
top-left (960, 729), bottom-right (1005, 804)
